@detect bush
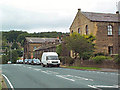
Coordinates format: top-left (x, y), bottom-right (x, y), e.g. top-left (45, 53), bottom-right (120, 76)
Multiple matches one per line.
top-left (91, 56), bottom-right (107, 64)
top-left (65, 57), bottom-right (74, 66)
top-left (105, 56), bottom-right (113, 60)
top-left (59, 56), bottom-right (65, 65)
top-left (2, 55), bottom-right (9, 64)
top-left (94, 52), bottom-right (105, 56)
top-left (81, 52), bottom-right (93, 60)
top-left (114, 55), bottom-right (120, 64)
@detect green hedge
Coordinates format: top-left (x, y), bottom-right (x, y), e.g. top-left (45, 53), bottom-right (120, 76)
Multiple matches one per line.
top-left (91, 56), bottom-right (112, 64)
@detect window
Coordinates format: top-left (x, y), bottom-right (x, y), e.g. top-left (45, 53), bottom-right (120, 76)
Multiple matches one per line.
top-left (119, 26), bottom-right (120, 35)
top-left (46, 56), bottom-right (59, 60)
top-left (71, 30), bottom-right (73, 34)
top-left (108, 46), bottom-right (113, 55)
top-left (78, 28), bottom-right (80, 34)
top-left (34, 47), bottom-right (36, 49)
top-left (86, 25), bottom-right (88, 35)
top-left (108, 25), bottom-right (113, 35)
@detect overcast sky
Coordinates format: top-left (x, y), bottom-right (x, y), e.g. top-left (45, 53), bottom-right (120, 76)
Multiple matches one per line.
top-left (1, 0), bottom-right (120, 33)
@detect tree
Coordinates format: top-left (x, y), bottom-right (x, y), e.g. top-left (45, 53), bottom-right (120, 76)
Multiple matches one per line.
top-left (56, 44), bottom-right (62, 56)
top-left (17, 33), bottom-right (29, 43)
top-left (11, 41), bottom-right (19, 49)
top-left (2, 55), bottom-right (9, 64)
top-left (16, 49), bottom-right (23, 57)
top-left (11, 50), bottom-right (19, 63)
top-left (65, 32), bottom-right (94, 60)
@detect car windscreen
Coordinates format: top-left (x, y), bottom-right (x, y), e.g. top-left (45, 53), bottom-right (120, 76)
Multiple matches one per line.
top-left (25, 59), bottom-right (28, 61)
top-left (33, 59), bottom-right (40, 62)
top-left (29, 59), bottom-right (32, 61)
top-left (46, 56), bottom-right (58, 60)
top-left (19, 60), bottom-right (23, 62)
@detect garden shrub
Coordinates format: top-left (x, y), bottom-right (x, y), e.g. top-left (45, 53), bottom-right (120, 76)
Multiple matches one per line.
top-left (91, 56), bottom-right (107, 64)
top-left (94, 52), bottom-right (105, 56)
top-left (59, 56), bottom-right (65, 65)
top-left (81, 52), bottom-right (93, 60)
top-left (114, 55), bottom-right (120, 64)
top-left (65, 57), bottom-right (74, 66)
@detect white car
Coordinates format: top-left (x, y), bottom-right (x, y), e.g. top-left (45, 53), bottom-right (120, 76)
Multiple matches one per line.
top-left (17, 60), bottom-right (23, 64)
top-left (24, 59), bottom-right (29, 64)
top-left (41, 52), bottom-right (60, 67)
top-left (31, 59), bottom-right (41, 65)
top-left (7, 61), bottom-right (12, 64)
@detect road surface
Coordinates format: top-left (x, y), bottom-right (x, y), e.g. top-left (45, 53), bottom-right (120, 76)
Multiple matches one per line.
top-left (2, 64), bottom-right (119, 89)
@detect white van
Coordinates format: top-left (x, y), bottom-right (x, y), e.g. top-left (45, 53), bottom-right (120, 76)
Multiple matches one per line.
top-left (41, 52), bottom-right (60, 67)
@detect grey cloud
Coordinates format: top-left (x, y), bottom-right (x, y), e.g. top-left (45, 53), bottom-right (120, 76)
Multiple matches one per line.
top-left (1, 6), bottom-right (72, 30)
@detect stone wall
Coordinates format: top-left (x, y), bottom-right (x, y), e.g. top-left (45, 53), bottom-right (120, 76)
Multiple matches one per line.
top-left (95, 22), bottom-right (119, 54)
top-left (73, 60), bottom-right (119, 69)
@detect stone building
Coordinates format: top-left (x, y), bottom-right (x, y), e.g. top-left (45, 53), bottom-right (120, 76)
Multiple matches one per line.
top-left (70, 9), bottom-right (120, 56)
top-left (33, 42), bottom-right (59, 59)
top-left (24, 37), bottom-right (59, 59)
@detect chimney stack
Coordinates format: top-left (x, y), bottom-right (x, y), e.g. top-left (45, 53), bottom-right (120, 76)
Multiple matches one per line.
top-left (78, 8), bottom-right (81, 12)
top-left (116, 11), bottom-right (119, 14)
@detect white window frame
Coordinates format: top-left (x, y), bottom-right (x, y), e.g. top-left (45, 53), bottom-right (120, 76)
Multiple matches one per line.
top-left (108, 25), bottom-right (113, 35)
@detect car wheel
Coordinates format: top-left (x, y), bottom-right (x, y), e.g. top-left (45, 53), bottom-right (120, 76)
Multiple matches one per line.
top-left (57, 65), bottom-right (60, 67)
top-left (42, 64), bottom-right (45, 67)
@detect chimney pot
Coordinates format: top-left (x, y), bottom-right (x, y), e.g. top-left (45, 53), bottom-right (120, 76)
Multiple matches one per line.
top-left (116, 11), bottom-right (119, 14)
top-left (78, 8), bottom-right (81, 12)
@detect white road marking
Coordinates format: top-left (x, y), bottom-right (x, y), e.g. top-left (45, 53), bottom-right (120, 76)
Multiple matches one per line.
top-left (2, 74), bottom-right (14, 90)
top-left (56, 75), bottom-right (75, 82)
top-left (41, 71), bottom-right (50, 74)
top-left (46, 70), bottom-right (59, 74)
top-left (34, 69), bottom-right (41, 71)
top-left (94, 85), bottom-right (119, 88)
top-left (88, 85), bottom-right (102, 90)
top-left (28, 67), bottom-right (32, 69)
top-left (74, 76), bottom-right (93, 81)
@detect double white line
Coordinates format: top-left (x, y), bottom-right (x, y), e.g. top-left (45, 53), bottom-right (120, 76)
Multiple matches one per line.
top-left (2, 74), bottom-right (14, 90)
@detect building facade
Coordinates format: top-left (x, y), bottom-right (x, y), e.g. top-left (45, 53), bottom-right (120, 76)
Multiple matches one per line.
top-left (24, 37), bottom-right (59, 59)
top-left (70, 9), bottom-right (120, 55)
top-left (34, 42), bottom-right (59, 59)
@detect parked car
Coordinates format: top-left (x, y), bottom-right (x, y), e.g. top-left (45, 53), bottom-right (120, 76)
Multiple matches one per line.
top-left (41, 52), bottom-right (60, 67)
top-left (27, 59), bottom-right (33, 64)
top-left (19, 60), bottom-right (23, 64)
top-left (31, 59), bottom-right (41, 65)
top-left (7, 61), bottom-right (12, 64)
top-left (24, 59), bottom-right (29, 64)
top-left (16, 60), bottom-right (19, 64)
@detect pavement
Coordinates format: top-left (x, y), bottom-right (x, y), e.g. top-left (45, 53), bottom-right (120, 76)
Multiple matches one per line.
top-left (61, 65), bottom-right (119, 72)
top-left (99, 68), bottom-right (119, 72)
top-left (2, 64), bottom-right (119, 89)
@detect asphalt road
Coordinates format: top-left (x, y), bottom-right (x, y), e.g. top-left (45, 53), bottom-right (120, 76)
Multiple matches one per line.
top-left (2, 64), bottom-right (119, 89)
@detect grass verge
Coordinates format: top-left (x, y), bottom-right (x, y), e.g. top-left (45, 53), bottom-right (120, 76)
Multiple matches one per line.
top-left (0, 82), bottom-right (1, 90)
top-left (65, 66), bottom-right (101, 70)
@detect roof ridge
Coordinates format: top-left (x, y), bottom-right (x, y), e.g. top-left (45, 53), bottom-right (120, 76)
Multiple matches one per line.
top-left (82, 11), bottom-right (116, 15)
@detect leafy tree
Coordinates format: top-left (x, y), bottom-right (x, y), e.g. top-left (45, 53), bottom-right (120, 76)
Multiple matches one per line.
top-left (17, 33), bottom-right (29, 43)
top-left (16, 49), bottom-right (23, 57)
top-left (11, 42), bottom-right (19, 49)
top-left (65, 32), bottom-right (94, 60)
top-left (56, 44), bottom-right (62, 56)
top-left (11, 50), bottom-right (19, 63)
top-left (2, 55), bottom-right (9, 64)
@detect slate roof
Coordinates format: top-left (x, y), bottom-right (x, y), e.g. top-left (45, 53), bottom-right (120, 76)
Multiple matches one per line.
top-left (34, 44), bottom-right (57, 51)
top-left (82, 12), bottom-right (119, 22)
top-left (25, 37), bottom-right (58, 43)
